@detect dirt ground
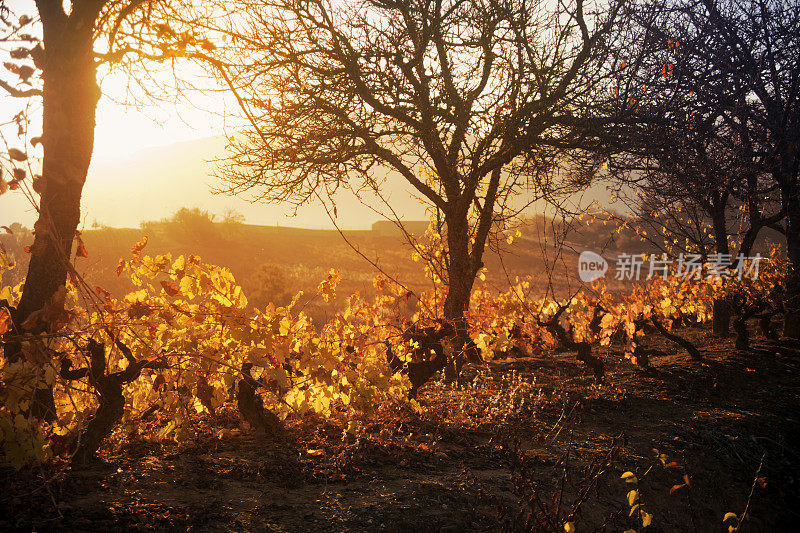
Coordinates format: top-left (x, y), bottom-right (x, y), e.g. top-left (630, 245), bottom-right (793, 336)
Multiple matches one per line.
top-left (3, 326), bottom-right (800, 532)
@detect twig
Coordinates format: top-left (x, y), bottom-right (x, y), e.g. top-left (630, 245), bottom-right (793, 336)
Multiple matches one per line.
top-left (734, 454), bottom-right (765, 533)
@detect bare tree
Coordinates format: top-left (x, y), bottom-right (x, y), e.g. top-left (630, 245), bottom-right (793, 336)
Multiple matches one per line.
top-left (0, 0), bottom-right (218, 420)
top-left (1, 0), bottom-right (113, 420)
top-left (622, 0), bottom-right (798, 336)
top-left (214, 0), bottom-right (622, 375)
top-left (603, 0), bottom-right (793, 335)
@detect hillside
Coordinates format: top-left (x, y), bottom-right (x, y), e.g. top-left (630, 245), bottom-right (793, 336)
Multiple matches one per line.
top-left (1, 132), bottom-right (624, 231)
top-left (1, 220), bottom-right (583, 325)
top-left (0, 135), bottom-right (430, 230)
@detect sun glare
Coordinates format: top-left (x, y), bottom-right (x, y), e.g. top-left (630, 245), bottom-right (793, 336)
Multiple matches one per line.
top-left (92, 67), bottom-right (228, 160)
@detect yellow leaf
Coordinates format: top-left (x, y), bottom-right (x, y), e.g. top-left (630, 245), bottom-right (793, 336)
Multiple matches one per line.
top-left (642, 511), bottom-right (652, 527)
top-left (723, 512), bottom-right (738, 522)
top-left (564, 522), bottom-right (575, 533)
top-left (627, 489), bottom-right (639, 506)
top-left (621, 471), bottom-right (638, 483)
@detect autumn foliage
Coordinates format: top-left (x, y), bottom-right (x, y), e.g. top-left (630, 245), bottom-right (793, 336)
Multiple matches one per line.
top-left (0, 234), bottom-right (787, 469)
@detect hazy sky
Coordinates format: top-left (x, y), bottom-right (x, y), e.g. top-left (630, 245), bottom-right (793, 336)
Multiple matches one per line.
top-left (0, 1), bottom-right (244, 227)
top-left (1, 1), bottom-right (618, 230)
top-left (1, 0), bottom-right (230, 155)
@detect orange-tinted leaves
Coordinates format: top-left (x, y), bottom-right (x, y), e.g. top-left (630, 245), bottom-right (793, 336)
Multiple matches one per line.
top-left (115, 258), bottom-right (126, 277)
top-left (21, 340), bottom-right (48, 364)
top-left (31, 175), bottom-right (43, 193)
top-left (128, 300), bottom-right (153, 320)
top-left (152, 373), bottom-right (167, 391)
top-left (130, 236), bottom-right (148, 254)
top-left (7, 148), bottom-right (27, 161)
top-left (160, 280), bottom-right (181, 297)
top-left (41, 286), bottom-right (70, 332)
top-left (94, 286), bottom-right (115, 313)
top-left (196, 376), bottom-right (216, 415)
top-left (75, 235), bottom-right (89, 258)
top-left (19, 291), bottom-right (68, 334)
top-left (670, 483), bottom-right (686, 495)
top-left (0, 308), bottom-right (12, 335)
top-left (199, 273), bottom-right (214, 293)
top-left (23, 237), bottom-right (47, 256)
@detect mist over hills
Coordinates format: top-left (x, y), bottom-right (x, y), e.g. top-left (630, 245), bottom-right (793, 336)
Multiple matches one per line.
top-left (2, 134), bottom-right (620, 230)
top-left (1, 135), bottom-right (429, 230)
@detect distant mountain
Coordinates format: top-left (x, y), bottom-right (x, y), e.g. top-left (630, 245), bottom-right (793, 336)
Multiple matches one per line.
top-left (1, 134), bottom-right (619, 229)
top-left (1, 135), bottom-right (429, 229)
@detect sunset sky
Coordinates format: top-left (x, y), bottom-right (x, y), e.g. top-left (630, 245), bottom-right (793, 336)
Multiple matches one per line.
top-left (1, 73), bottom-right (431, 230)
top-left (0, 1), bottom-right (615, 230)
top-left (2, 0), bottom-right (230, 158)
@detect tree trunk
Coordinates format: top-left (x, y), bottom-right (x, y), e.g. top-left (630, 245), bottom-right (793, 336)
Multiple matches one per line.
top-left (711, 208), bottom-right (731, 337)
top-left (712, 299), bottom-right (731, 337)
top-left (781, 162), bottom-right (800, 339)
top-left (10, 16), bottom-right (100, 421)
top-left (442, 213), bottom-right (476, 382)
top-left (732, 317), bottom-right (750, 351)
top-left (651, 316), bottom-right (703, 359)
